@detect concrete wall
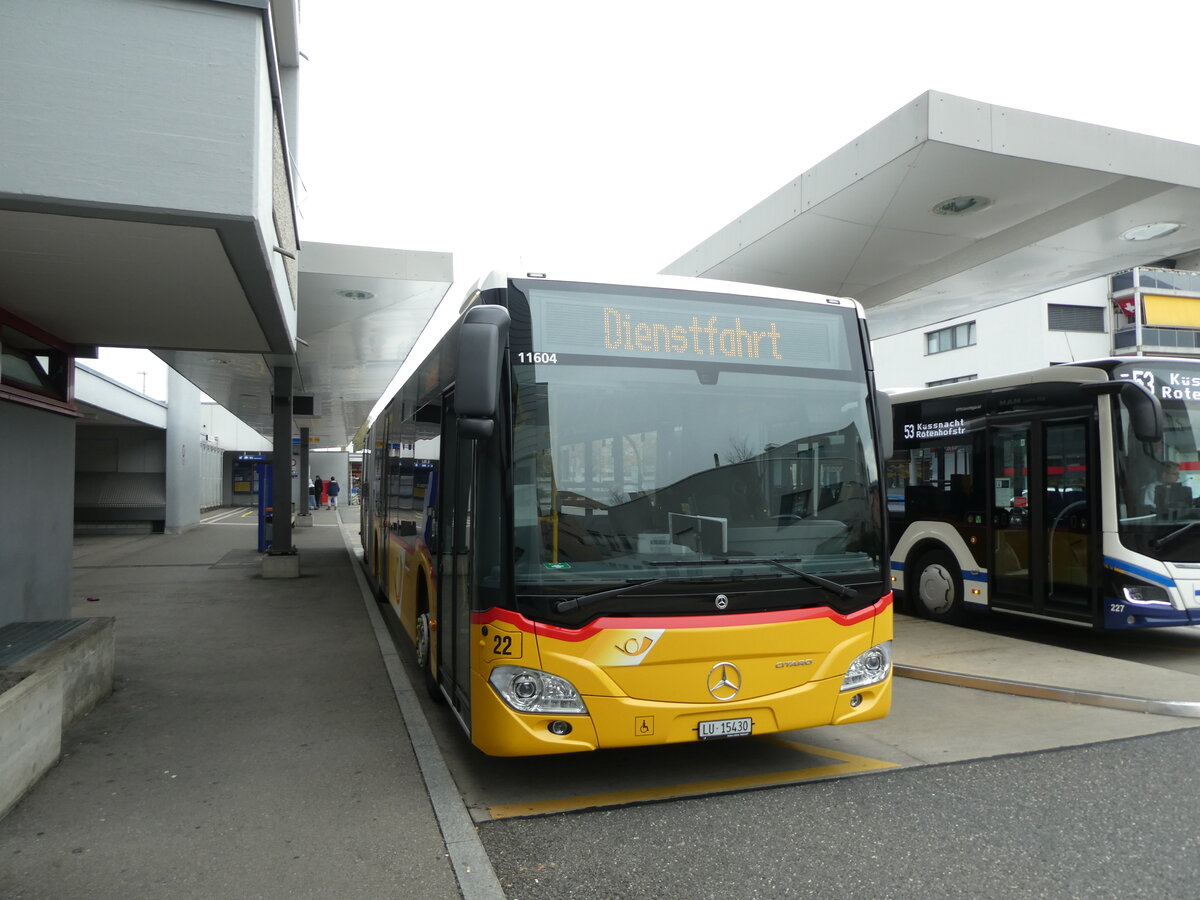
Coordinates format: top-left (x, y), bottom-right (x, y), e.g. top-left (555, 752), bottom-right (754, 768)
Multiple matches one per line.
top-left (0, 403), bottom-right (75, 629)
top-left (200, 404), bottom-right (270, 454)
top-left (76, 426), bottom-right (166, 476)
top-left (76, 367), bottom-right (167, 428)
top-left (74, 423), bottom-right (167, 534)
top-left (0, 0), bottom-right (262, 216)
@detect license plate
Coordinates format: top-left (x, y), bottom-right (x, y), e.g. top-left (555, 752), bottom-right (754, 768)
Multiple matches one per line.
top-left (698, 716), bottom-right (753, 740)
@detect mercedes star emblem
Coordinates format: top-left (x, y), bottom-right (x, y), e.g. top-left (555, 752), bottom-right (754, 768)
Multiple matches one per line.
top-left (707, 662), bottom-right (742, 701)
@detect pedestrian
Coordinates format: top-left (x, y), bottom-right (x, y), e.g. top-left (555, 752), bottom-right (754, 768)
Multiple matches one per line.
top-left (313, 475), bottom-right (323, 511)
top-left (308, 478), bottom-right (317, 510)
top-left (327, 476), bottom-right (340, 509)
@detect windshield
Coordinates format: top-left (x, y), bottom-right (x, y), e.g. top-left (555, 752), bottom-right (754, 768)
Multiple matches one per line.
top-left (506, 280), bottom-right (884, 617)
top-left (1114, 362), bottom-right (1200, 562)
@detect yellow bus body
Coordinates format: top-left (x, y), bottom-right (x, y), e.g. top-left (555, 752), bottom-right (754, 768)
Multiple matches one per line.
top-left (385, 533), bottom-right (434, 646)
top-left (468, 599), bottom-right (892, 757)
top-left (379, 529), bottom-right (891, 757)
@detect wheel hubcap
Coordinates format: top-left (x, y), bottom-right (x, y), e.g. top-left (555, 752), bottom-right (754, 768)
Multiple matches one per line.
top-left (918, 564), bottom-right (954, 614)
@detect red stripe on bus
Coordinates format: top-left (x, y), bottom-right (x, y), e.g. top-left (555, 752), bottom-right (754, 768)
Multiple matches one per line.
top-left (471, 593), bottom-right (893, 641)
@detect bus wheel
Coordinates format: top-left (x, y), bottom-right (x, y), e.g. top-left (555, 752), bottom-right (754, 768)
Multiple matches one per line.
top-left (911, 550), bottom-right (964, 623)
top-left (415, 612), bottom-right (443, 703)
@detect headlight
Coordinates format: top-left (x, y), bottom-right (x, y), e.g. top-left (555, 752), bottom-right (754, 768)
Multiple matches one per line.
top-left (1122, 585), bottom-right (1172, 607)
top-left (841, 641), bottom-right (892, 692)
top-left (488, 665), bottom-right (588, 714)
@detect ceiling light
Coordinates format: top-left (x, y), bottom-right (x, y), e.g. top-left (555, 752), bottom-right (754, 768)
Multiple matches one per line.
top-left (336, 289), bottom-right (375, 301)
top-left (1120, 222), bottom-right (1182, 242)
top-left (931, 195), bottom-right (992, 216)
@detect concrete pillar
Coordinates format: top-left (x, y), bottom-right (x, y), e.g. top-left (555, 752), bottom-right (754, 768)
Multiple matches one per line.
top-left (165, 369), bottom-right (201, 534)
top-left (263, 365), bottom-right (299, 577)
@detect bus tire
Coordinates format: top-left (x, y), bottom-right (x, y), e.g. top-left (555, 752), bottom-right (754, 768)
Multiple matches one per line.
top-left (415, 611), bottom-right (443, 703)
top-left (910, 548), bottom-right (965, 624)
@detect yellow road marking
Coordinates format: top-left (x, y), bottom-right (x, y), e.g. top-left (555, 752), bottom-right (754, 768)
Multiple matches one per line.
top-left (485, 739), bottom-right (897, 820)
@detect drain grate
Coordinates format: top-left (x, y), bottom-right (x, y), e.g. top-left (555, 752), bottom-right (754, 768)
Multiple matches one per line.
top-left (0, 620), bottom-right (86, 667)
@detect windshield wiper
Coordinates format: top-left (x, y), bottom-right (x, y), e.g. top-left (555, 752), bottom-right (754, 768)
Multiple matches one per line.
top-left (554, 572), bottom-right (731, 613)
top-left (555, 578), bottom-right (670, 614)
top-left (1150, 520), bottom-right (1200, 550)
top-left (748, 557), bottom-right (858, 599)
top-left (650, 556), bottom-right (858, 599)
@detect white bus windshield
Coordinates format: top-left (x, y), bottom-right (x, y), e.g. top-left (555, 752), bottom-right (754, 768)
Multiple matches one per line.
top-left (1115, 362), bottom-right (1200, 561)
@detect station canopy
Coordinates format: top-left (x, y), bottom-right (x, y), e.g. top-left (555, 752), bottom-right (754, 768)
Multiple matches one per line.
top-left (158, 243), bottom-right (453, 449)
top-left (662, 91), bottom-right (1200, 338)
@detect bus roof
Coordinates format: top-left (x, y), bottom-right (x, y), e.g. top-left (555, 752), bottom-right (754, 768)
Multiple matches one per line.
top-left (472, 270), bottom-right (867, 317)
top-left (888, 363), bottom-right (1112, 403)
top-left (890, 357), bottom-right (1200, 405)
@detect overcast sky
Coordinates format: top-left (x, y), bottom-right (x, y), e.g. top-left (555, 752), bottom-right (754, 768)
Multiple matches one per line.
top-left (294, 0), bottom-right (1200, 277)
top-left (89, 0), bottom-right (1200, 400)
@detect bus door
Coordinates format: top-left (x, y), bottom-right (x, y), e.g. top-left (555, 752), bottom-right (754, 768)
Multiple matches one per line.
top-left (989, 416), bottom-right (1095, 622)
top-left (436, 389), bottom-right (475, 719)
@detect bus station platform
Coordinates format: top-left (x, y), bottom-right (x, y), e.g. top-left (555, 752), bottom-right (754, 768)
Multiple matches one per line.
top-left (893, 615), bottom-right (1200, 716)
top-left (0, 508), bottom-right (478, 900)
top-left (3, 511), bottom-right (1200, 899)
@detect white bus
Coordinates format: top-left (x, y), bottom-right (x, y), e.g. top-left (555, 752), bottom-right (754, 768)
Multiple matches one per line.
top-left (887, 357), bottom-right (1200, 629)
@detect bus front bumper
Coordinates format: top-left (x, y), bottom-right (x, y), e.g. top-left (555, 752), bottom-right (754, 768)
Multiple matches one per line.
top-left (469, 671), bottom-right (892, 757)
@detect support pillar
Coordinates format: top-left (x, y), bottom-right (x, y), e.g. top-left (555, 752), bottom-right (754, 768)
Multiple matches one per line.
top-left (296, 425), bottom-right (313, 526)
top-left (264, 365), bottom-right (300, 578)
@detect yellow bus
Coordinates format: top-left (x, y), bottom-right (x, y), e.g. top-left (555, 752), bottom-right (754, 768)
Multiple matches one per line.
top-left (360, 272), bottom-right (894, 756)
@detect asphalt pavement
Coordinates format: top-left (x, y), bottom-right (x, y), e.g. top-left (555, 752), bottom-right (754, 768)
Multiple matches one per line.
top-left (3, 509), bottom-right (1200, 899)
top-left (479, 728), bottom-right (1200, 900)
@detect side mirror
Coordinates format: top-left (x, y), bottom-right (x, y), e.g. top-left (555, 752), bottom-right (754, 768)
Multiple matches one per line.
top-left (1082, 380), bottom-right (1163, 443)
top-left (1122, 381), bottom-right (1164, 443)
top-left (875, 391), bottom-right (894, 462)
top-left (456, 305), bottom-right (510, 439)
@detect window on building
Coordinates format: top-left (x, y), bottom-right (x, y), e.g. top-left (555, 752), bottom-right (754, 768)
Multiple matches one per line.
top-left (925, 321), bottom-right (976, 355)
top-left (0, 309), bottom-right (75, 415)
top-left (927, 375), bottom-right (978, 387)
top-left (1047, 304), bottom-right (1105, 333)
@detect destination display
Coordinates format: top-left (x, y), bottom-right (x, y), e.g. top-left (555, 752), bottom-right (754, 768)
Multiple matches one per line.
top-left (902, 418), bottom-right (968, 440)
top-left (521, 285), bottom-right (854, 371)
top-left (1118, 366), bottom-right (1200, 404)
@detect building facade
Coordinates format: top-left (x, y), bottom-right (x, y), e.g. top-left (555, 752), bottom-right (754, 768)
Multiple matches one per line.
top-left (871, 250), bottom-right (1200, 391)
